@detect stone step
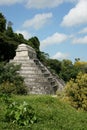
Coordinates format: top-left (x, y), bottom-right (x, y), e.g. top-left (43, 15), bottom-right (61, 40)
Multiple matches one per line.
top-left (51, 81), bottom-right (56, 86)
top-left (40, 67), bottom-right (47, 72)
top-left (24, 76), bottom-right (48, 81)
top-left (21, 74), bottom-right (45, 78)
top-left (44, 72), bottom-right (50, 77)
top-left (48, 77), bottom-right (53, 81)
top-left (20, 70), bottom-right (42, 74)
top-left (28, 87), bottom-right (47, 94)
top-left (29, 86), bottom-right (50, 94)
top-left (23, 78), bottom-right (45, 82)
top-left (24, 80), bottom-right (50, 85)
top-left (17, 63), bottom-right (36, 67)
top-left (12, 59), bottom-right (35, 64)
top-left (21, 66), bottom-right (39, 70)
top-left (22, 64), bottom-right (37, 67)
top-left (20, 69), bottom-right (41, 72)
top-left (25, 83), bottom-right (50, 90)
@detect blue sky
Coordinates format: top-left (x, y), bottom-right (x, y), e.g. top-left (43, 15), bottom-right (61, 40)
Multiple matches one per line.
top-left (0, 0), bottom-right (87, 62)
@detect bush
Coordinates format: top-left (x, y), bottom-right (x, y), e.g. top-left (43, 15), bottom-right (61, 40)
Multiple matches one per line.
top-left (5, 101), bottom-right (37, 126)
top-left (0, 81), bottom-right (16, 94)
top-left (65, 72), bottom-right (87, 111)
top-left (0, 62), bottom-right (27, 95)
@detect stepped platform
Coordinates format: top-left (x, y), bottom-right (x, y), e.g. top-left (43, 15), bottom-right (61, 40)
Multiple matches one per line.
top-left (10, 44), bottom-right (65, 94)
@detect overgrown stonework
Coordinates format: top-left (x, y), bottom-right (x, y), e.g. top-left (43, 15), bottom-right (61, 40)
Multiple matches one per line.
top-left (10, 44), bottom-right (65, 94)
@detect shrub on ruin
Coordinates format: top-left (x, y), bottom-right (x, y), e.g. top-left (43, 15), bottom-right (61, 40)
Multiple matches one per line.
top-left (0, 81), bottom-right (16, 94)
top-left (0, 62), bottom-right (27, 95)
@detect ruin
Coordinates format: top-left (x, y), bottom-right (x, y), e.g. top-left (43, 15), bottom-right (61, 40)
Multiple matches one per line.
top-left (10, 44), bottom-right (65, 94)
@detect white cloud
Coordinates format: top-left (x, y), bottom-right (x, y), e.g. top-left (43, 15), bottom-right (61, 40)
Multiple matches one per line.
top-left (25, 0), bottom-right (63, 9)
top-left (23, 13), bottom-right (52, 30)
top-left (51, 52), bottom-right (69, 60)
top-left (0, 0), bottom-right (78, 7)
top-left (16, 30), bottom-right (32, 39)
top-left (0, 0), bottom-right (22, 5)
top-left (40, 32), bottom-right (68, 48)
top-left (79, 27), bottom-right (87, 34)
top-left (25, 0), bottom-right (78, 9)
top-left (61, 0), bottom-right (87, 27)
top-left (72, 36), bottom-right (87, 44)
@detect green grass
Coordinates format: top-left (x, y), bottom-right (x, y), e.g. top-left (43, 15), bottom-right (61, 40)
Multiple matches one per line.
top-left (0, 95), bottom-right (87, 130)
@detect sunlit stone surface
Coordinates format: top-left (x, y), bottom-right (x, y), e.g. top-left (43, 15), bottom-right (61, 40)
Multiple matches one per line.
top-left (10, 44), bottom-right (65, 94)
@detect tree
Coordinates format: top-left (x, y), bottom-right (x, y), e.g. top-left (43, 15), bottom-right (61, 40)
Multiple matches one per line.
top-left (7, 21), bottom-right (13, 28)
top-left (47, 59), bottom-right (61, 74)
top-left (28, 36), bottom-right (40, 59)
top-left (0, 32), bottom-right (17, 61)
top-left (65, 72), bottom-right (87, 111)
top-left (0, 13), bottom-right (18, 61)
top-left (0, 13), bottom-right (6, 32)
top-left (5, 26), bottom-right (14, 38)
top-left (75, 58), bottom-right (80, 62)
top-left (59, 59), bottom-right (80, 82)
top-left (74, 61), bottom-right (87, 73)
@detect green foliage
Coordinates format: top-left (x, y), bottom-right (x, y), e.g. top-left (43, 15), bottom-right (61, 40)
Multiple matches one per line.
top-left (0, 62), bottom-right (27, 95)
top-left (13, 33), bottom-right (27, 44)
top-left (0, 81), bottom-right (16, 94)
top-left (47, 59), bottom-right (61, 74)
top-left (38, 51), bottom-right (49, 65)
top-left (0, 12), bottom-right (26, 62)
top-left (28, 36), bottom-right (41, 59)
top-left (0, 12), bottom-right (6, 32)
top-left (0, 94), bottom-right (37, 127)
top-left (5, 26), bottom-right (14, 38)
top-left (0, 95), bottom-right (87, 130)
top-left (0, 13), bottom-right (18, 61)
top-left (0, 32), bottom-right (17, 61)
top-left (65, 72), bottom-right (87, 111)
top-left (74, 61), bottom-right (87, 73)
top-left (5, 101), bottom-right (37, 126)
top-left (28, 36), bottom-right (40, 51)
top-left (59, 59), bottom-right (80, 82)
top-left (0, 93), bottom-right (12, 106)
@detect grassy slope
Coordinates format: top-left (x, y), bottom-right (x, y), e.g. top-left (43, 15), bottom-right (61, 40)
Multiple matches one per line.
top-left (0, 95), bottom-right (87, 130)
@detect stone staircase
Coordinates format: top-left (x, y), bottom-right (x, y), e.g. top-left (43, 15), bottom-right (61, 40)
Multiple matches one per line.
top-left (10, 44), bottom-right (65, 94)
top-left (34, 59), bottom-right (65, 93)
